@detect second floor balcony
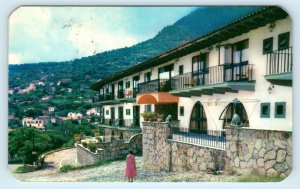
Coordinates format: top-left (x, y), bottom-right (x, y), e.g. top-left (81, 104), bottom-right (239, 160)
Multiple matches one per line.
top-left (265, 47), bottom-right (292, 86)
top-left (99, 118), bottom-right (141, 131)
top-left (137, 79), bottom-right (172, 94)
top-left (170, 62), bottom-right (255, 97)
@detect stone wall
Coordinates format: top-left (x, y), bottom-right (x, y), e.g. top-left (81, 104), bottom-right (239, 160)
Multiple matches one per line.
top-left (169, 141), bottom-right (225, 172)
top-left (77, 133), bottom-right (142, 166)
top-left (142, 122), bottom-right (225, 173)
top-left (225, 127), bottom-right (292, 177)
top-left (142, 122), bottom-right (171, 171)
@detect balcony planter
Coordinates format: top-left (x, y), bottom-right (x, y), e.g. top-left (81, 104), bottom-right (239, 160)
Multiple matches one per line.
top-left (140, 112), bottom-right (150, 121)
top-left (157, 113), bottom-right (164, 122)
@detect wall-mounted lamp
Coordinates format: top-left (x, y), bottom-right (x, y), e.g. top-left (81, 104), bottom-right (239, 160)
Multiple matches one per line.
top-left (208, 46), bottom-right (213, 51)
top-left (268, 22), bottom-right (275, 32)
top-left (268, 85), bottom-right (274, 94)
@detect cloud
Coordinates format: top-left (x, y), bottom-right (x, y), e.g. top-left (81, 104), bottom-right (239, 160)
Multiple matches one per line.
top-left (9, 53), bottom-right (21, 65)
top-left (9, 6), bottom-right (195, 64)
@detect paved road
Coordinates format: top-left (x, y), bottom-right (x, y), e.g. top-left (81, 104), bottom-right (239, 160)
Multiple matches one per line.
top-left (44, 148), bottom-right (77, 169)
top-left (9, 149), bottom-right (238, 182)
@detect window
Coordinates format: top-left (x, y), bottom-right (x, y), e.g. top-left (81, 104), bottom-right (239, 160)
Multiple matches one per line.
top-left (278, 32), bottom-right (290, 50)
top-left (125, 81), bottom-right (130, 89)
top-left (224, 45), bottom-right (232, 64)
top-left (233, 39), bottom-right (249, 64)
top-left (178, 65), bottom-right (184, 75)
top-left (263, 37), bottom-right (273, 54)
top-left (260, 103), bottom-right (270, 118)
top-left (179, 106), bottom-right (184, 116)
top-left (126, 109), bottom-right (131, 115)
top-left (275, 102), bottom-right (286, 118)
top-left (144, 72), bottom-right (151, 82)
top-left (106, 110), bottom-right (109, 115)
top-left (145, 104), bottom-right (151, 112)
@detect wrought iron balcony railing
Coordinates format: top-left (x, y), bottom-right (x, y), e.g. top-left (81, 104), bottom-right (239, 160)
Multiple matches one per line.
top-left (100, 118), bottom-right (140, 128)
top-left (171, 62), bottom-right (254, 91)
top-left (169, 126), bottom-right (226, 149)
top-left (137, 79), bottom-right (172, 94)
top-left (266, 46), bottom-right (292, 75)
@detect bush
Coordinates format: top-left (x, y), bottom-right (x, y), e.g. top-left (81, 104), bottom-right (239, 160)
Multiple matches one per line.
top-left (82, 141), bottom-right (88, 148)
top-left (87, 143), bottom-right (97, 152)
top-left (59, 164), bottom-right (75, 173)
top-left (95, 136), bottom-right (102, 143)
top-left (15, 165), bottom-right (34, 173)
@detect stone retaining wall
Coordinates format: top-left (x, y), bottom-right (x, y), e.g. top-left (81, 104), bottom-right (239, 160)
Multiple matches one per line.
top-left (77, 133), bottom-right (142, 166)
top-left (142, 122), bottom-right (225, 173)
top-left (168, 141), bottom-right (225, 172)
top-left (225, 127), bottom-right (292, 177)
top-left (142, 122), bottom-right (292, 177)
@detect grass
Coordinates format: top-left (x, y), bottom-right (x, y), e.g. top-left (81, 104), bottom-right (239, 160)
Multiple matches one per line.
top-left (60, 164), bottom-right (76, 173)
top-left (238, 174), bottom-right (285, 182)
top-left (59, 158), bottom-right (125, 173)
top-left (14, 165), bottom-right (35, 173)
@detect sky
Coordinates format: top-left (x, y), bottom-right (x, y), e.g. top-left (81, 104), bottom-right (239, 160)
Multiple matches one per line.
top-left (9, 6), bottom-right (196, 64)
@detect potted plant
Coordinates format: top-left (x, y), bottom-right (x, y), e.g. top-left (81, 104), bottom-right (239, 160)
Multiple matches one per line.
top-left (190, 78), bottom-right (197, 86)
top-left (141, 112), bottom-right (150, 121)
top-left (157, 113), bottom-right (164, 122)
top-left (148, 112), bottom-right (157, 121)
top-left (127, 90), bottom-right (132, 97)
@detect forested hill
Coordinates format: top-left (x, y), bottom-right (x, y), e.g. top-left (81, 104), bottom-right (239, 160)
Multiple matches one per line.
top-left (9, 6), bottom-right (263, 89)
top-left (8, 6), bottom-right (265, 124)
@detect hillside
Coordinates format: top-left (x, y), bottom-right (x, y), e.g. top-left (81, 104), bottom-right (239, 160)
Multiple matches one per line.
top-left (8, 6), bottom-right (263, 120)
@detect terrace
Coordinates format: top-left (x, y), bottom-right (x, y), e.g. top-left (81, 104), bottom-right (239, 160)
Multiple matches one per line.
top-left (170, 62), bottom-right (255, 97)
top-left (168, 123), bottom-right (226, 150)
top-left (98, 118), bottom-right (141, 131)
top-left (265, 47), bottom-right (292, 86)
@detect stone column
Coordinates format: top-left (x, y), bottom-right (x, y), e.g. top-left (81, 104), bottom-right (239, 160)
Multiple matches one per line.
top-left (142, 122), bottom-right (171, 172)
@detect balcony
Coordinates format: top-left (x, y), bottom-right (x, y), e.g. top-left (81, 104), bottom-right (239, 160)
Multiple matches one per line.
top-left (265, 47), bottom-right (292, 86)
top-left (92, 92), bottom-right (120, 105)
top-left (99, 118), bottom-right (141, 131)
top-left (117, 89), bottom-right (137, 103)
top-left (137, 79), bottom-right (172, 94)
top-left (170, 63), bottom-right (255, 97)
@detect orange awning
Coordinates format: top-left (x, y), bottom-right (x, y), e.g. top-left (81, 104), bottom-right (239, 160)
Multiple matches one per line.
top-left (137, 92), bottom-right (179, 104)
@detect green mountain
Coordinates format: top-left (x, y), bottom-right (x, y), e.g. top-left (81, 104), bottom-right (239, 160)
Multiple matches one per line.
top-left (8, 6), bottom-right (263, 119)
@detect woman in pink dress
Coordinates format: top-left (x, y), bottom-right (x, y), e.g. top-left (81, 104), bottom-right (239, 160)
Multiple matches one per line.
top-left (125, 150), bottom-right (137, 182)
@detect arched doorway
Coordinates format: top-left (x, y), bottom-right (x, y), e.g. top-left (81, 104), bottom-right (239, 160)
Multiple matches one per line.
top-left (190, 101), bottom-right (207, 133)
top-left (219, 99), bottom-right (249, 128)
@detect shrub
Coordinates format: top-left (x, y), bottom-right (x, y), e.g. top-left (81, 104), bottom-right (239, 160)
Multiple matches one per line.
top-left (87, 143), bottom-right (97, 152)
top-left (15, 165), bottom-right (34, 173)
top-left (82, 141), bottom-right (88, 148)
top-left (95, 136), bottom-right (102, 143)
top-left (60, 164), bottom-right (75, 173)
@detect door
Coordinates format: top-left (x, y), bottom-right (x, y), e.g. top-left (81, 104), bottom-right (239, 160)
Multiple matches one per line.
top-left (110, 107), bottom-right (115, 125)
top-left (192, 54), bottom-right (208, 86)
top-left (118, 107), bottom-right (124, 126)
top-left (118, 81), bottom-right (124, 98)
top-left (190, 101), bottom-right (207, 133)
top-left (133, 106), bottom-right (140, 127)
top-left (133, 75), bottom-right (140, 97)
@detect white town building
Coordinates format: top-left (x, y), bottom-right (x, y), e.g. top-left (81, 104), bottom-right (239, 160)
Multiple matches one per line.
top-left (91, 7), bottom-right (292, 142)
